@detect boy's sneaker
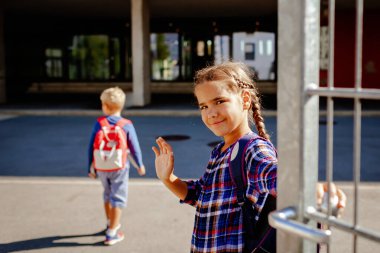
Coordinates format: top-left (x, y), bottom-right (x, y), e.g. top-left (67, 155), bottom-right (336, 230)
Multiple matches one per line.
top-left (104, 231), bottom-right (124, 246)
top-left (105, 223), bottom-right (121, 234)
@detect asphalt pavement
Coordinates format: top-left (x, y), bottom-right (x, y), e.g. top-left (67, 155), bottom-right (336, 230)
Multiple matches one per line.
top-left (0, 109), bottom-right (380, 252)
top-left (0, 114), bottom-right (379, 181)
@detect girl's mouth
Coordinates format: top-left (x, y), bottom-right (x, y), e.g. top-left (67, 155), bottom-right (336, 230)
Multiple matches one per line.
top-left (210, 119), bottom-right (225, 126)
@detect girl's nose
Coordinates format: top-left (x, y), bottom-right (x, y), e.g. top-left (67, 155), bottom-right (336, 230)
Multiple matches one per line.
top-left (207, 107), bottom-right (217, 118)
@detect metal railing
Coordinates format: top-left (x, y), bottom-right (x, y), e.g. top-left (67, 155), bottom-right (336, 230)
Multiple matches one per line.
top-left (274, 0), bottom-right (380, 252)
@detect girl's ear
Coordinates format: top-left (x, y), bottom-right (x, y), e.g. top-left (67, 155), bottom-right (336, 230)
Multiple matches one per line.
top-left (241, 90), bottom-right (251, 110)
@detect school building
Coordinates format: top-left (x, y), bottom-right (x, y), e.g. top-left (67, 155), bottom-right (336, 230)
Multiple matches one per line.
top-left (0, 0), bottom-right (379, 106)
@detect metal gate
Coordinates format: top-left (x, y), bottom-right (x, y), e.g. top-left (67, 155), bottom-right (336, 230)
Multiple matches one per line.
top-left (271, 0), bottom-right (380, 252)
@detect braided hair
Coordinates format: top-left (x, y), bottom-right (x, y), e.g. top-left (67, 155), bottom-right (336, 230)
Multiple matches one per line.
top-left (194, 61), bottom-right (270, 140)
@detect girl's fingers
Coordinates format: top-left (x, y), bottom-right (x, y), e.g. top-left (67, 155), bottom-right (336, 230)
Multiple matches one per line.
top-left (152, 146), bottom-right (159, 157)
top-left (156, 137), bottom-right (164, 151)
top-left (337, 188), bottom-right (347, 209)
top-left (159, 137), bottom-right (173, 154)
top-left (323, 182), bottom-right (338, 197)
top-left (156, 137), bottom-right (168, 154)
top-left (316, 183), bottom-right (324, 205)
top-left (154, 137), bottom-right (174, 157)
top-left (162, 139), bottom-right (173, 153)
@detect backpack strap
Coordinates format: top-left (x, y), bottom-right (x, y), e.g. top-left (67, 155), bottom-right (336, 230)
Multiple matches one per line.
top-left (228, 133), bottom-right (256, 206)
top-left (97, 116), bottom-right (131, 129)
top-left (115, 118), bottom-right (132, 128)
top-left (229, 133), bottom-right (277, 253)
top-left (97, 116), bottom-right (110, 128)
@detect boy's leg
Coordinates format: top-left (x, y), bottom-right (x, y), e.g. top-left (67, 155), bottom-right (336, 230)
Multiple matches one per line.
top-left (109, 206), bottom-right (122, 229)
top-left (104, 168), bottom-right (129, 245)
top-left (97, 171), bottom-right (112, 228)
top-left (105, 205), bottom-right (124, 245)
top-left (104, 202), bottom-right (112, 227)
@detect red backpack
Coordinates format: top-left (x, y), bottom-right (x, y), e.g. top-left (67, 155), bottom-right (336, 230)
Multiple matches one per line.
top-left (93, 116), bottom-right (131, 171)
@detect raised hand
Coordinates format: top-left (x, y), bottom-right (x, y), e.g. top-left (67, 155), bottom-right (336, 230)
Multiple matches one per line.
top-left (152, 137), bottom-right (175, 181)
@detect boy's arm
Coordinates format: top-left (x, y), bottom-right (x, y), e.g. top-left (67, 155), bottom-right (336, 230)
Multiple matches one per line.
top-left (88, 122), bottom-right (100, 177)
top-left (124, 124), bottom-right (144, 170)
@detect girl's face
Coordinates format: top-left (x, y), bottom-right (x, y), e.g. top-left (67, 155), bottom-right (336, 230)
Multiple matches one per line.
top-left (195, 81), bottom-right (251, 145)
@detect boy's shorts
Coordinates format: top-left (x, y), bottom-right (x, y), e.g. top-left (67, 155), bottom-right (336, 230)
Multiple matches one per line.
top-left (97, 167), bottom-right (129, 208)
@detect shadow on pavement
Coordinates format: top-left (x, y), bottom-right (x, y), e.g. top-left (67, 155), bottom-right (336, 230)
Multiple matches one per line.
top-left (0, 229), bottom-right (106, 252)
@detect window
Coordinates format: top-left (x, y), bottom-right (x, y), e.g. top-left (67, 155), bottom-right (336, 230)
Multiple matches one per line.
top-left (68, 35), bottom-right (118, 80)
top-left (259, 40), bottom-right (264, 55)
top-left (266, 40), bottom-right (273, 56)
top-left (214, 35), bottom-right (230, 64)
top-left (244, 43), bottom-right (255, 60)
top-left (181, 38), bottom-right (192, 80)
top-left (196, 41), bottom-right (205, 57)
top-left (151, 33), bottom-right (180, 81)
top-left (45, 48), bottom-right (63, 78)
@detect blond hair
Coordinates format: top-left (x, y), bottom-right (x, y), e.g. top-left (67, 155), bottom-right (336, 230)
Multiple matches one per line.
top-left (194, 61), bottom-right (270, 140)
top-left (100, 86), bottom-right (126, 113)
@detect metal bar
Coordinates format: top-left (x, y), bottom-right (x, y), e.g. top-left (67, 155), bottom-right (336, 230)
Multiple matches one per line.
top-left (306, 87), bottom-right (380, 100)
top-left (326, 96), bottom-right (334, 214)
top-left (306, 207), bottom-right (380, 243)
top-left (353, 99), bottom-right (362, 253)
top-left (355, 0), bottom-right (364, 91)
top-left (269, 207), bottom-right (331, 244)
top-left (326, 7), bottom-right (336, 253)
top-left (353, 0), bottom-right (364, 252)
top-left (327, 0), bottom-right (335, 89)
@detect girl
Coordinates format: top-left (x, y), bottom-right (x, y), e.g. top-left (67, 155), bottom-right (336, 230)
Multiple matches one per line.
top-left (152, 61), bottom-right (346, 253)
top-left (152, 61), bottom-right (276, 253)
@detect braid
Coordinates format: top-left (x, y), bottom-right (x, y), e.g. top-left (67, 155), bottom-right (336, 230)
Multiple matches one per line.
top-left (250, 92), bottom-right (270, 140)
top-left (233, 75), bottom-right (270, 140)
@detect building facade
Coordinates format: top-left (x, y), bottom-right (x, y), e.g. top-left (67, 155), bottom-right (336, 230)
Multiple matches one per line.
top-left (1, 0), bottom-right (379, 106)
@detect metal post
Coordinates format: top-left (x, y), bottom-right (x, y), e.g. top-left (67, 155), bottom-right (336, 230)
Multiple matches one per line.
top-left (277, 0), bottom-right (320, 252)
top-left (353, 0), bottom-right (364, 252)
top-left (0, 8), bottom-right (6, 103)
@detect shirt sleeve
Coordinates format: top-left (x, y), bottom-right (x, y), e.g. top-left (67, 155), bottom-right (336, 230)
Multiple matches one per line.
top-left (88, 121), bottom-right (101, 173)
top-left (124, 123), bottom-right (144, 168)
top-left (245, 138), bottom-right (277, 209)
top-left (180, 178), bottom-right (204, 207)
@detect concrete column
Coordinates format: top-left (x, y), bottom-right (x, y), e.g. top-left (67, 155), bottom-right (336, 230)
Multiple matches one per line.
top-left (277, 0), bottom-right (319, 252)
top-left (130, 0), bottom-right (150, 106)
top-left (0, 9), bottom-right (6, 103)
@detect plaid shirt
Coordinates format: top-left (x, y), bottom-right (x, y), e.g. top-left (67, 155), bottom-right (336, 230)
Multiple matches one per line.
top-left (182, 134), bottom-right (277, 253)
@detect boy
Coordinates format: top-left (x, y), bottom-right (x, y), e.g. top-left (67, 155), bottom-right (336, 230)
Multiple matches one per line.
top-left (88, 86), bottom-right (145, 245)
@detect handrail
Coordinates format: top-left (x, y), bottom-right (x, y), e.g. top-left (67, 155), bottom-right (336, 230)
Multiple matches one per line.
top-left (269, 207), bottom-right (331, 244)
top-left (306, 206), bottom-right (380, 243)
top-left (306, 86), bottom-right (380, 100)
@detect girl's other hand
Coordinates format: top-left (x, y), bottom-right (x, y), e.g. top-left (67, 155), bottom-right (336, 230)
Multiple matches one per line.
top-left (152, 137), bottom-right (175, 181)
top-left (316, 182), bottom-right (347, 217)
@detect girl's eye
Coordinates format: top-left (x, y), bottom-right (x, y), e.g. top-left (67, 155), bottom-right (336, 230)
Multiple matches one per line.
top-left (216, 100), bottom-right (225, 105)
top-left (199, 105), bottom-right (207, 110)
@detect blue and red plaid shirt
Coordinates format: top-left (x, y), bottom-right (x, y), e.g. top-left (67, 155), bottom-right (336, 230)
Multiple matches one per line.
top-left (182, 133), bottom-right (277, 253)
